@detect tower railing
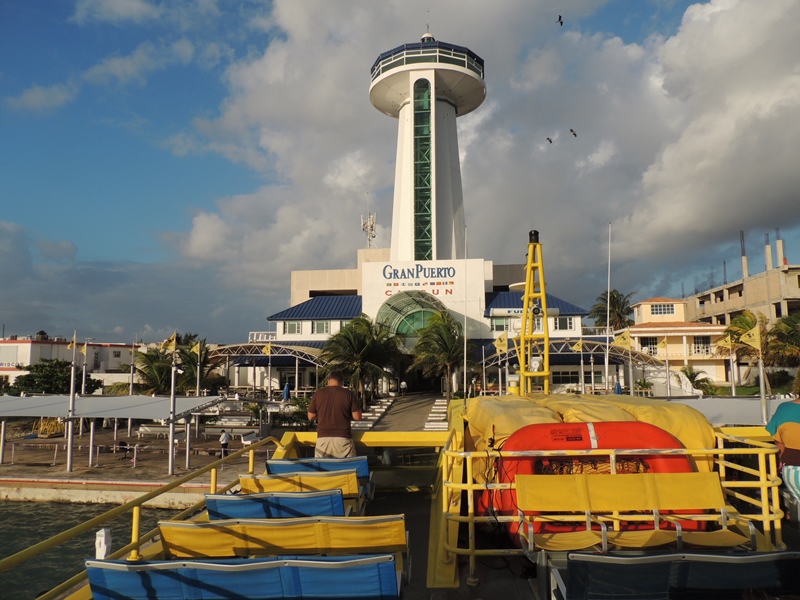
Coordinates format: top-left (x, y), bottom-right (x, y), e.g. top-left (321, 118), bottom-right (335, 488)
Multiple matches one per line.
top-left (370, 44), bottom-right (484, 82)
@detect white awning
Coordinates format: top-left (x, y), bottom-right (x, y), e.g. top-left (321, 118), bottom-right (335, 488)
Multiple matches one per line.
top-left (0, 394), bottom-right (225, 422)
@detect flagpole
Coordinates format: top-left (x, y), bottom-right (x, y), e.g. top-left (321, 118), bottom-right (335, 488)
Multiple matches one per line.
top-left (730, 347), bottom-right (736, 397)
top-left (628, 347), bottom-right (634, 396)
top-left (196, 342), bottom-right (201, 397)
top-left (758, 349), bottom-right (767, 424)
top-left (160, 331), bottom-right (178, 476)
top-left (66, 331), bottom-right (77, 473)
top-left (129, 336), bottom-right (136, 395)
top-left (579, 341), bottom-right (585, 395)
top-left (168, 349), bottom-right (177, 476)
top-left (661, 337), bottom-right (671, 397)
top-left (665, 355), bottom-right (671, 397)
top-left (605, 223), bottom-right (611, 391)
top-left (482, 346), bottom-right (486, 397)
top-left (665, 354), bottom-right (671, 397)
top-left (463, 225), bottom-right (468, 402)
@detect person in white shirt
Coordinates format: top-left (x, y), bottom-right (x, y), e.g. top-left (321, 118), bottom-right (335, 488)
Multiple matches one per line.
top-left (219, 429), bottom-right (231, 458)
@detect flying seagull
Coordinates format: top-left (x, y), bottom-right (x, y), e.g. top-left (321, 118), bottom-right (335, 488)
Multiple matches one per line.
top-left (546, 137), bottom-right (553, 144)
top-left (557, 15), bottom-right (564, 26)
top-left (569, 129), bottom-right (577, 137)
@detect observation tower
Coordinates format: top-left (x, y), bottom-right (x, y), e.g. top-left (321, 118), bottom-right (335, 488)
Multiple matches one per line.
top-left (369, 33), bottom-right (486, 262)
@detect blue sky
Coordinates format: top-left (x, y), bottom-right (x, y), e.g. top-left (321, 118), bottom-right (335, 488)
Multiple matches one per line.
top-left (2, 0), bottom-right (799, 344)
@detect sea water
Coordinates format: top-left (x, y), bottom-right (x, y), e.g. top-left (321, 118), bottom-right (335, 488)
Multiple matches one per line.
top-left (0, 501), bottom-right (176, 600)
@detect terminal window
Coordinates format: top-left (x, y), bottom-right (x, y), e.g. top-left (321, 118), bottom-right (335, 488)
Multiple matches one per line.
top-left (492, 318), bottom-right (510, 332)
top-left (692, 336), bottom-right (712, 355)
top-left (651, 303), bottom-right (675, 315)
top-left (312, 321), bottom-right (330, 335)
top-left (283, 321), bottom-right (302, 335)
top-left (553, 317), bottom-right (574, 331)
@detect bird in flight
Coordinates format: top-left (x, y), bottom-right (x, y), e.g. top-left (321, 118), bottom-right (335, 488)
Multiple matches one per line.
top-left (569, 129), bottom-right (577, 137)
top-left (557, 15), bottom-right (564, 26)
top-left (546, 137), bottom-right (553, 144)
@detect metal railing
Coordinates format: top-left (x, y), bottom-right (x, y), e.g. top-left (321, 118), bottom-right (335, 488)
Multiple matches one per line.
top-left (0, 435), bottom-right (285, 600)
top-left (436, 427), bottom-right (784, 584)
top-left (370, 46), bottom-right (484, 82)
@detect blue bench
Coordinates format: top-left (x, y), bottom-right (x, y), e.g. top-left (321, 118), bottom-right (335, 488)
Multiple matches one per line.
top-left (205, 489), bottom-right (348, 519)
top-left (86, 554), bottom-right (400, 600)
top-left (265, 456), bottom-right (374, 499)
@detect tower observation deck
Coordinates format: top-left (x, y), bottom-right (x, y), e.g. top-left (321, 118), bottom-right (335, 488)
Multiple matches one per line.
top-left (369, 34), bottom-right (486, 262)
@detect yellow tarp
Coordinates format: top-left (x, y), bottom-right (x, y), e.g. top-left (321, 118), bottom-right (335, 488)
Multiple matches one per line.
top-left (466, 396), bottom-right (561, 451)
top-left (466, 393), bottom-right (716, 472)
top-left (529, 395), bottom-right (636, 423)
top-left (580, 395), bottom-right (716, 471)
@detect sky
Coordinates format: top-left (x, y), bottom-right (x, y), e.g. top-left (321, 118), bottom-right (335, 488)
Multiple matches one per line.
top-left (2, 0), bottom-right (799, 345)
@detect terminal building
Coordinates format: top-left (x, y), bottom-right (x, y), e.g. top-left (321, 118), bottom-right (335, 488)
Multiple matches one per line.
top-left (245, 33), bottom-right (600, 395)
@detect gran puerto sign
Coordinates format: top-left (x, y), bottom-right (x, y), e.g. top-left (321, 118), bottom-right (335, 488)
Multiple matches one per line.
top-left (361, 258), bottom-right (489, 325)
top-left (382, 263), bottom-right (457, 280)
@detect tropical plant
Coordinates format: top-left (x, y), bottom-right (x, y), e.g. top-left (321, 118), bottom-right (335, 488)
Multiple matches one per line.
top-left (721, 310), bottom-right (771, 394)
top-left (8, 359), bottom-right (102, 396)
top-left (409, 311), bottom-right (470, 401)
top-left (589, 290), bottom-right (635, 330)
top-left (320, 316), bottom-right (402, 406)
top-left (176, 339), bottom-right (225, 395)
top-left (766, 314), bottom-right (800, 367)
top-left (129, 348), bottom-right (173, 395)
top-left (762, 314), bottom-right (800, 397)
top-left (676, 365), bottom-right (717, 396)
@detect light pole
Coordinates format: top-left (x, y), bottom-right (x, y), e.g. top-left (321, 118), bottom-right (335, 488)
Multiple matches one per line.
top-left (168, 354), bottom-right (180, 476)
top-left (66, 332), bottom-right (77, 472)
top-left (81, 338), bottom-right (94, 395)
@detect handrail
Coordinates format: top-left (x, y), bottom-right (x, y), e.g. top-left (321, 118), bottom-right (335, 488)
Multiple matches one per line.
top-left (0, 435), bottom-right (284, 596)
top-left (436, 428), bottom-right (785, 584)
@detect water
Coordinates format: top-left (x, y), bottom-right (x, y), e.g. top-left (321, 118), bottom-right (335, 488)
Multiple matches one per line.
top-left (0, 501), bottom-right (176, 600)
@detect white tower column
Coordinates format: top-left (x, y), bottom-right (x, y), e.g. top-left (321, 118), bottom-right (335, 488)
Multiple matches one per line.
top-left (370, 34), bottom-right (485, 263)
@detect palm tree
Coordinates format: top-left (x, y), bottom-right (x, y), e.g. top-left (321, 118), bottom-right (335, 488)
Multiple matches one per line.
top-left (723, 310), bottom-right (771, 393)
top-left (676, 365), bottom-right (716, 396)
top-left (131, 348), bottom-right (173, 395)
top-left (176, 339), bottom-right (226, 395)
top-left (589, 290), bottom-right (635, 330)
top-left (410, 311), bottom-right (468, 401)
top-left (766, 314), bottom-right (800, 367)
top-left (320, 316), bottom-right (401, 406)
top-left (766, 314), bottom-right (800, 396)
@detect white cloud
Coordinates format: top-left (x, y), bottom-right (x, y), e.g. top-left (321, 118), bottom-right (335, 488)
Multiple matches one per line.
top-left (83, 42), bottom-right (160, 86)
top-left (7, 0), bottom-right (800, 343)
top-left (5, 83), bottom-right (78, 111)
top-left (73, 0), bottom-right (163, 25)
top-left (181, 213), bottom-right (234, 261)
top-left (613, 0), bottom-right (800, 265)
top-left (37, 239), bottom-right (78, 262)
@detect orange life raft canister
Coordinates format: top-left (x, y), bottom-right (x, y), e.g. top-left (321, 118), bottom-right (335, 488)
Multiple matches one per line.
top-left (478, 421), bottom-right (699, 536)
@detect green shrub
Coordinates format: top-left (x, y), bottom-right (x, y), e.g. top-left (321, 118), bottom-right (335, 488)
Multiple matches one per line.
top-left (768, 370), bottom-right (793, 388)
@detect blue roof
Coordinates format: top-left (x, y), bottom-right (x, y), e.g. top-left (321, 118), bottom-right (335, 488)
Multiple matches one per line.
top-left (484, 292), bottom-right (588, 317)
top-left (268, 292), bottom-right (587, 321)
top-left (267, 296), bottom-right (362, 321)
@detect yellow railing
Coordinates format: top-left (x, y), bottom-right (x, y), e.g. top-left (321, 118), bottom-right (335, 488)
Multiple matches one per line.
top-left (0, 435), bottom-right (285, 600)
top-left (435, 427), bottom-right (784, 585)
top-left (3, 429), bottom-right (450, 599)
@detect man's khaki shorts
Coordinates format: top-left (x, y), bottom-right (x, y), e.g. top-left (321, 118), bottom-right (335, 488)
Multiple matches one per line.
top-left (315, 436), bottom-right (357, 458)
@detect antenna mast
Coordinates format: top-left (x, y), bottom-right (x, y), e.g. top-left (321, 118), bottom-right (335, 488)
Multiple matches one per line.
top-left (361, 212), bottom-right (377, 249)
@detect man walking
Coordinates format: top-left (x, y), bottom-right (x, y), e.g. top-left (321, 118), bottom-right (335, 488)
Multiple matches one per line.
top-left (219, 429), bottom-right (230, 458)
top-left (307, 370), bottom-right (362, 458)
